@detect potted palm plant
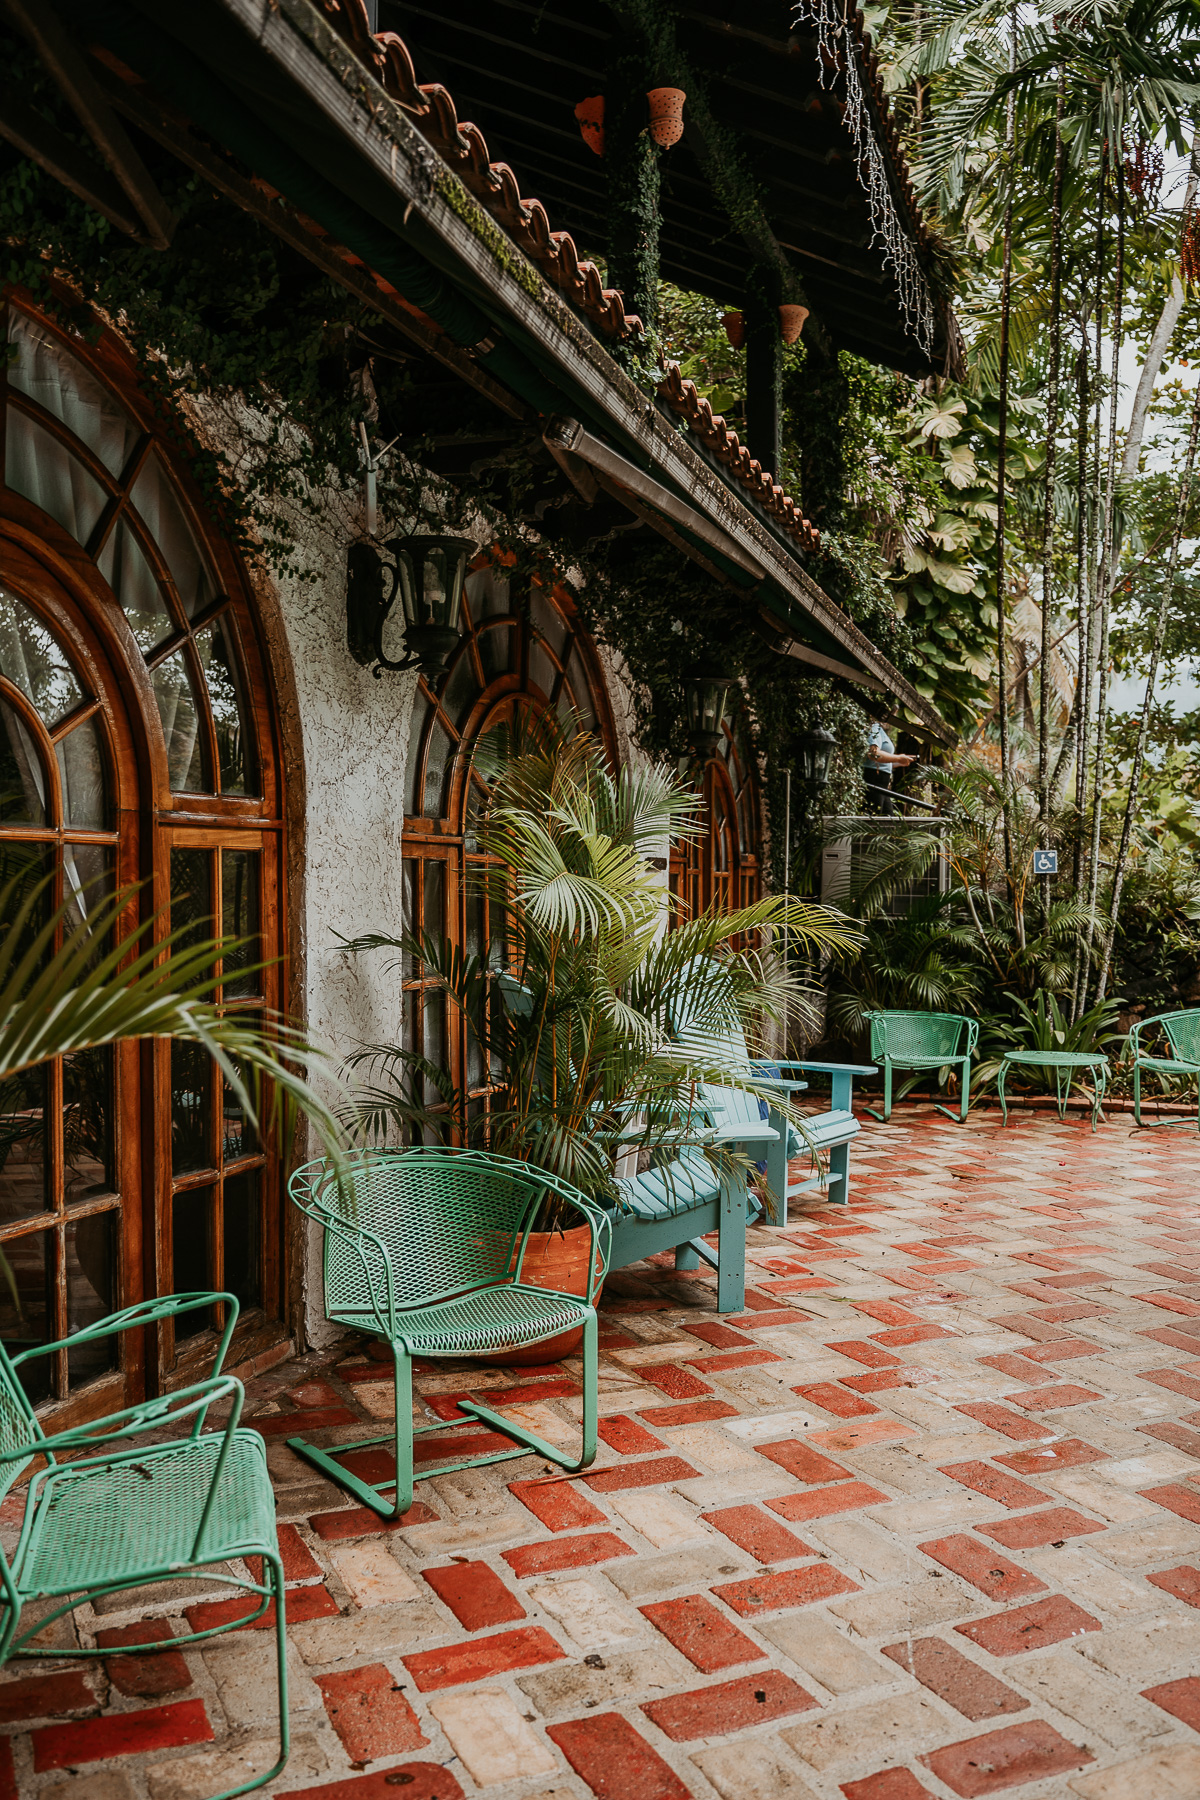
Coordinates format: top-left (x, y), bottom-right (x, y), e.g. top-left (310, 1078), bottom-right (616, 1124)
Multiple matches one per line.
top-left (341, 719), bottom-right (860, 1357)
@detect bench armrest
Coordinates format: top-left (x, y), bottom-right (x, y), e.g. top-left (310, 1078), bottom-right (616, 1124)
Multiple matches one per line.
top-left (788, 1060), bottom-right (877, 1077)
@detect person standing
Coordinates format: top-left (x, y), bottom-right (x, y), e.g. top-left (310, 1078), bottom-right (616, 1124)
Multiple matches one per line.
top-left (863, 719), bottom-right (916, 814)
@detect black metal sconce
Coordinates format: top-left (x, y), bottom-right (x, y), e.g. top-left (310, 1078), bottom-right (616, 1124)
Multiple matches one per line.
top-left (346, 534), bottom-right (474, 679)
top-left (684, 672), bottom-right (734, 760)
top-left (796, 721), bottom-right (837, 795)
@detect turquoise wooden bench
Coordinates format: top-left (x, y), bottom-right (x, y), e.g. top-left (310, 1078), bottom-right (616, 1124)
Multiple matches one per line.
top-left (607, 988), bottom-right (875, 1310)
top-left (1128, 1009), bottom-right (1200, 1129)
top-left (863, 1009), bottom-right (978, 1122)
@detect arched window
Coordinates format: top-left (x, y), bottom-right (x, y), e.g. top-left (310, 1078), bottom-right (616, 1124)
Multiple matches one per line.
top-left (402, 564), bottom-right (615, 1127)
top-left (670, 721), bottom-right (762, 924)
top-left (1, 296), bottom-right (286, 1412)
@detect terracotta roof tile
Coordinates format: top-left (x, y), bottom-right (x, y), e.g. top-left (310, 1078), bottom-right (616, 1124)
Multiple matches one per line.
top-left (657, 364), bottom-right (820, 555)
top-left (315, 0), bottom-right (641, 341)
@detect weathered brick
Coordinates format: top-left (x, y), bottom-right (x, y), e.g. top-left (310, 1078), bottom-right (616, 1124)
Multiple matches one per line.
top-left (183, 1583), bottom-right (338, 1633)
top-left (692, 1735), bottom-right (822, 1800)
top-left (712, 1563), bottom-right (859, 1615)
top-left (827, 1340), bottom-right (902, 1368)
top-left (1141, 1480), bottom-right (1200, 1522)
top-left (504, 1531), bottom-right (635, 1577)
top-left (975, 1507), bottom-right (1106, 1549)
top-left (631, 1363), bottom-right (713, 1399)
top-left (640, 1593), bottom-right (766, 1671)
top-left (547, 1712), bottom-right (693, 1800)
top-left (682, 1322), bottom-right (755, 1349)
top-left (702, 1504), bottom-right (816, 1563)
top-left (0, 1670), bottom-right (96, 1723)
top-left (918, 1534), bottom-right (1047, 1600)
top-left (636, 1398), bottom-right (740, 1424)
top-left (307, 1500), bottom-right (437, 1540)
top-left (756, 1440), bottom-right (852, 1483)
top-left (872, 1325), bottom-right (956, 1347)
top-left (33, 1700), bottom-right (213, 1772)
top-left (954, 1402), bottom-right (1051, 1439)
top-left (839, 1773), bottom-right (935, 1800)
top-left (937, 1461), bottom-right (1051, 1510)
top-left (760, 1613), bottom-right (887, 1694)
top-left (422, 1559), bottom-right (525, 1629)
top-left (1146, 1562), bottom-right (1200, 1606)
top-left (509, 1476), bottom-right (608, 1531)
top-left (881, 1636), bottom-right (1027, 1720)
top-left (768, 1482), bottom-right (891, 1522)
top-left (282, 1764), bottom-right (465, 1800)
top-left (995, 1437), bottom-right (1105, 1473)
top-left (316, 1662), bottom-right (428, 1761)
top-left (781, 1692), bottom-right (946, 1771)
top-left (644, 1668), bottom-right (818, 1739)
top-left (795, 1382), bottom-right (880, 1417)
top-left (429, 1688), bottom-right (558, 1784)
top-left (96, 1620), bottom-right (191, 1699)
top-left (584, 1456), bottom-right (700, 1492)
top-left (597, 1415), bottom-right (665, 1454)
top-left (1142, 1675), bottom-right (1200, 1732)
top-left (921, 1720), bottom-right (1092, 1796)
top-left (955, 1594), bottom-right (1101, 1656)
top-left (403, 1625), bottom-right (566, 1691)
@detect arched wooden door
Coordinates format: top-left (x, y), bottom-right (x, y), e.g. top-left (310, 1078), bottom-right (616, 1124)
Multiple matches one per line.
top-left (1, 295), bottom-right (287, 1413)
top-left (670, 722), bottom-right (762, 924)
top-left (402, 562), bottom-right (615, 1130)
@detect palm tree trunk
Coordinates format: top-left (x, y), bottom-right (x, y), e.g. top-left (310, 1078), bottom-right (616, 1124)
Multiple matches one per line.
top-left (1119, 133), bottom-right (1200, 483)
top-left (994, 4), bottom-right (1018, 889)
top-left (1039, 74), bottom-right (1066, 844)
top-left (1096, 379), bottom-right (1200, 999)
top-left (1078, 154), bottom-right (1125, 1015)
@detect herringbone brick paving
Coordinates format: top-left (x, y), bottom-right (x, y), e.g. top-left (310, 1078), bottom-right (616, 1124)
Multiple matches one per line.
top-left (6, 1107), bottom-right (1200, 1798)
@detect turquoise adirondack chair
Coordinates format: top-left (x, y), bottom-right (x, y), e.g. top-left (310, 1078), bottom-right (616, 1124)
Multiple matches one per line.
top-left (0, 1293), bottom-right (288, 1800)
top-left (287, 1148), bottom-right (611, 1518)
top-left (1128, 1008), bottom-right (1200, 1129)
top-left (864, 1009), bottom-right (978, 1122)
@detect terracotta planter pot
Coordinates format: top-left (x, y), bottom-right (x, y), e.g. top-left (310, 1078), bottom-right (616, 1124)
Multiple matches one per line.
top-left (723, 309), bottom-right (745, 349)
top-left (646, 86), bottom-right (686, 148)
top-left (491, 1219), bottom-right (603, 1366)
top-left (575, 95), bottom-right (605, 156)
top-left (778, 303), bottom-right (809, 345)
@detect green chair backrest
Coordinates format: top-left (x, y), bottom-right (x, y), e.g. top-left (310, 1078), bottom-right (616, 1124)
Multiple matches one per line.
top-left (0, 1342), bottom-right (46, 1503)
top-left (303, 1148), bottom-right (554, 1315)
top-left (1163, 1010), bottom-right (1200, 1063)
top-left (869, 1011), bottom-right (968, 1061)
top-left (668, 961), bottom-right (767, 1140)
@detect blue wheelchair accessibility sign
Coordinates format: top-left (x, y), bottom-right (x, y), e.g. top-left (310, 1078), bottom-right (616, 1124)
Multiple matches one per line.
top-left (1033, 850), bottom-right (1058, 875)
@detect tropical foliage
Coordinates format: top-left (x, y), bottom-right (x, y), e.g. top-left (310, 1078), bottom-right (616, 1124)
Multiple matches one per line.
top-left (340, 722), bottom-right (862, 1211)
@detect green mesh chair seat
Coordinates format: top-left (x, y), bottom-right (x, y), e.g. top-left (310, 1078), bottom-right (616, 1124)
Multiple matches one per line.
top-left (288, 1147), bottom-right (612, 1520)
top-left (1128, 1008), bottom-right (1200, 1129)
top-left (865, 1009), bottom-right (978, 1123)
top-left (0, 1293), bottom-right (289, 1800)
top-left (17, 1432), bottom-right (275, 1598)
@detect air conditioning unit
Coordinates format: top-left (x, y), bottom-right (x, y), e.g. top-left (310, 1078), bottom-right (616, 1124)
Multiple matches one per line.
top-left (821, 816), bottom-right (949, 918)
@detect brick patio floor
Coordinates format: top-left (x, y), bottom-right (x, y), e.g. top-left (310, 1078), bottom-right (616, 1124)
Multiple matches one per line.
top-left (6, 1106), bottom-right (1200, 1800)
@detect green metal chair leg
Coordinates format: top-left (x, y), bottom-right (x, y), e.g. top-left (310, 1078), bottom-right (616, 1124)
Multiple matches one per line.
top-left (865, 1060), bottom-right (892, 1124)
top-left (214, 1551), bottom-right (289, 1800)
top-left (460, 1308), bottom-right (600, 1471)
top-left (998, 1062), bottom-right (1010, 1124)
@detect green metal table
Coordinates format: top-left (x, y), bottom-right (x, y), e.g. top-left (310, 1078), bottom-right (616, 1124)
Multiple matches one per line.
top-left (997, 1049), bottom-right (1109, 1132)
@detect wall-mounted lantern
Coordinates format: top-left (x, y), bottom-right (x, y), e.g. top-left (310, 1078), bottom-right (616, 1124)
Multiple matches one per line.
top-left (347, 534), bottom-right (474, 680)
top-left (684, 672), bottom-right (733, 760)
top-left (796, 721), bottom-right (837, 794)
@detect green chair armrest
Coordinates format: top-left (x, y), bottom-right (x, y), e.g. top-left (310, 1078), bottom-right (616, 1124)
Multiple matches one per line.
top-left (11, 1292), bottom-right (241, 1377)
top-left (0, 1373), bottom-right (244, 1464)
top-left (789, 1060), bottom-right (878, 1077)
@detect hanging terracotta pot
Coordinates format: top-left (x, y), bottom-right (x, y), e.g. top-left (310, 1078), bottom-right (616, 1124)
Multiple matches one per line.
top-left (723, 309), bottom-right (745, 349)
top-left (646, 87), bottom-right (686, 148)
top-left (778, 303), bottom-right (809, 345)
top-left (574, 95), bottom-right (605, 156)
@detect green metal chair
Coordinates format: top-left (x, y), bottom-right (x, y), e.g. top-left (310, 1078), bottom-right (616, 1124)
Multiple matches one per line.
top-left (0, 1292), bottom-right (287, 1800)
top-left (1129, 1008), bottom-right (1200, 1129)
top-left (864, 1009), bottom-right (978, 1123)
top-left (287, 1147), bottom-right (612, 1519)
